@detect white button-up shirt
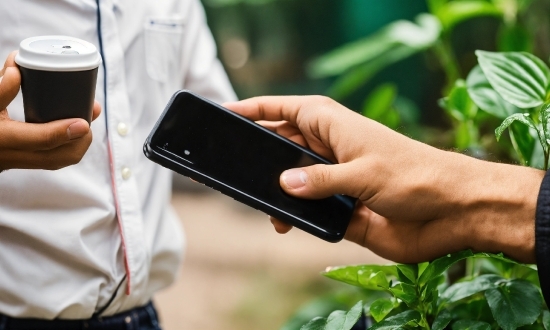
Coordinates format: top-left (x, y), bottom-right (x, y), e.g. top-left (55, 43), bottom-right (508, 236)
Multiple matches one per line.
top-left (0, 0), bottom-right (236, 319)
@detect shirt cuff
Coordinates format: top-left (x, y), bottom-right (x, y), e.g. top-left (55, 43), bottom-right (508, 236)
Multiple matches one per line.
top-left (536, 169), bottom-right (550, 304)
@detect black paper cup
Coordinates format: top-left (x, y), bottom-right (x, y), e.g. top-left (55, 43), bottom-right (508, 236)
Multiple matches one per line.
top-left (15, 36), bottom-right (102, 124)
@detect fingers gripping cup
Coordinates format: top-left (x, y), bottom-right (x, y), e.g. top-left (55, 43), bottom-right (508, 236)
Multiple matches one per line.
top-left (15, 36), bottom-right (102, 123)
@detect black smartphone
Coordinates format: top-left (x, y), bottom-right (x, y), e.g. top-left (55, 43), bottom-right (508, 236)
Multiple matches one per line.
top-left (143, 90), bottom-right (356, 242)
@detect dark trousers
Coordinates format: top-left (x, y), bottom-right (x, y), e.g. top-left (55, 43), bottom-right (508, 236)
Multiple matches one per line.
top-left (0, 302), bottom-right (162, 330)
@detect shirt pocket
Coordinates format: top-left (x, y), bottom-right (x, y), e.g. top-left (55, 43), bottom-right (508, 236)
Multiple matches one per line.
top-left (144, 16), bottom-right (185, 83)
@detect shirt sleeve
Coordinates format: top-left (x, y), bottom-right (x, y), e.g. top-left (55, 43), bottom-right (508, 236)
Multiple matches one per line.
top-left (536, 169), bottom-right (550, 304)
top-left (179, 0), bottom-right (237, 104)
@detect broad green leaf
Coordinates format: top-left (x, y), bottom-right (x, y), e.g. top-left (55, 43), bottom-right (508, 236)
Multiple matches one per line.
top-left (472, 252), bottom-right (519, 265)
top-left (451, 319), bottom-right (491, 330)
top-left (485, 280), bottom-right (542, 330)
top-left (309, 14), bottom-right (440, 78)
top-left (301, 317), bottom-right (326, 330)
top-left (323, 265), bottom-right (397, 290)
top-left (476, 50), bottom-right (550, 108)
top-left (495, 113), bottom-right (536, 141)
top-left (396, 264), bottom-right (417, 284)
top-left (435, 1), bottom-right (502, 31)
top-left (325, 301), bottom-right (363, 330)
top-left (326, 45), bottom-right (416, 100)
top-left (281, 289), bottom-right (380, 330)
top-left (308, 33), bottom-right (395, 78)
top-left (432, 309), bottom-right (452, 330)
top-left (419, 250), bottom-right (474, 286)
top-left (466, 65), bottom-right (520, 118)
top-left (441, 274), bottom-right (502, 304)
top-left (389, 282), bottom-right (418, 306)
top-left (369, 310), bottom-right (421, 330)
top-left (387, 14), bottom-right (441, 49)
top-left (418, 262), bottom-right (429, 277)
top-left (362, 84), bottom-right (397, 120)
top-left (369, 298), bottom-right (394, 322)
top-left (451, 299), bottom-right (494, 324)
top-left (497, 24), bottom-right (533, 52)
top-left (300, 301), bottom-right (363, 330)
top-left (360, 271), bottom-right (389, 290)
top-left (543, 310), bottom-right (550, 330)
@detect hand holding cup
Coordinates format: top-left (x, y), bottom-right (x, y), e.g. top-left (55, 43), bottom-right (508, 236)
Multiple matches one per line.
top-left (0, 49), bottom-right (101, 172)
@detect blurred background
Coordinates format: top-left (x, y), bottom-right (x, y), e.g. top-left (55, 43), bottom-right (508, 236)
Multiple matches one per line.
top-left (155, 0), bottom-right (550, 329)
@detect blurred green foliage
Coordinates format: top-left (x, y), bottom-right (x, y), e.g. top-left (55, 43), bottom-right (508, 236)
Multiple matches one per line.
top-left (200, 0), bottom-right (550, 329)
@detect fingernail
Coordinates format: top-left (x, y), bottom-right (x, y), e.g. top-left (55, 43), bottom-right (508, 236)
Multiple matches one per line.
top-left (282, 169), bottom-right (307, 189)
top-left (67, 121), bottom-right (89, 140)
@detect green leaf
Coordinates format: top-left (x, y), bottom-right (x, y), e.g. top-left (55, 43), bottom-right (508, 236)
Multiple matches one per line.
top-left (432, 309), bottom-right (452, 330)
top-left (419, 250), bottom-right (474, 286)
top-left (451, 319), bottom-right (491, 330)
top-left (435, 1), bottom-right (502, 31)
top-left (361, 271), bottom-right (390, 290)
top-left (441, 274), bottom-right (502, 304)
top-left (509, 122), bottom-right (536, 165)
top-left (300, 301), bottom-right (363, 330)
top-left (540, 103), bottom-right (550, 149)
top-left (495, 113), bottom-right (536, 141)
top-left (543, 310), bottom-right (550, 330)
top-left (369, 298), bottom-right (394, 322)
top-left (444, 80), bottom-right (478, 120)
top-left (485, 280), bottom-right (542, 330)
top-left (362, 83), bottom-right (397, 120)
top-left (323, 265), bottom-right (397, 290)
top-left (476, 50), bottom-right (550, 108)
top-left (498, 24), bottom-right (533, 53)
top-left (422, 275), bottom-right (445, 301)
top-left (325, 45), bottom-right (415, 100)
top-left (369, 310), bottom-right (421, 330)
top-left (396, 264), bottom-right (417, 284)
top-left (466, 65), bottom-right (520, 119)
top-left (309, 14), bottom-right (440, 78)
top-left (451, 299), bottom-right (494, 323)
top-left (389, 282), bottom-right (418, 306)
top-left (301, 317), bottom-right (327, 330)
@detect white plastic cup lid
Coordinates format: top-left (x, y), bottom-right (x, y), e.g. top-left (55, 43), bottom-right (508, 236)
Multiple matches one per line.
top-left (15, 36), bottom-right (102, 72)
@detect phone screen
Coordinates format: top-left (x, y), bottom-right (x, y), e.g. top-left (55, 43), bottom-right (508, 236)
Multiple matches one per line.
top-left (149, 91), bottom-right (354, 238)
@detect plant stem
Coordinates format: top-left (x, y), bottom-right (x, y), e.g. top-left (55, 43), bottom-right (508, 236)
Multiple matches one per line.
top-left (544, 149), bottom-right (549, 170)
top-left (433, 38), bottom-right (461, 94)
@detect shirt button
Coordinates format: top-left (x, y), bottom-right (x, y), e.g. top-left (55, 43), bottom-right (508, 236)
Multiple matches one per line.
top-left (121, 167), bottom-right (132, 180)
top-left (117, 122), bottom-right (129, 136)
top-left (125, 316), bottom-right (132, 324)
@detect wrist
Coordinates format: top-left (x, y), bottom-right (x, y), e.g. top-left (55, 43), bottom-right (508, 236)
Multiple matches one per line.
top-left (450, 157), bottom-right (543, 263)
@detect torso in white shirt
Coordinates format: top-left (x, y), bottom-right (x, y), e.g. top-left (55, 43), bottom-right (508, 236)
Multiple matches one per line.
top-left (0, 0), bottom-right (235, 319)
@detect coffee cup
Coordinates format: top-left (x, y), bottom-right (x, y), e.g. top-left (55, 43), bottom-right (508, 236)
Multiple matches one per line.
top-left (15, 36), bottom-right (102, 124)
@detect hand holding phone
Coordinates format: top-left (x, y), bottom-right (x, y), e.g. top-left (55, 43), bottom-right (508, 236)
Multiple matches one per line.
top-left (144, 91), bottom-right (355, 242)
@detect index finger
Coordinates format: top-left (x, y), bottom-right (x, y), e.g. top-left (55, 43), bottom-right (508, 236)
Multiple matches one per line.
top-left (223, 96), bottom-right (307, 124)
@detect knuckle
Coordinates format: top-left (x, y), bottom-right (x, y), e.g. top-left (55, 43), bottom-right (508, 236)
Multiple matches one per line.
top-left (41, 129), bottom-right (64, 149)
top-left (309, 165), bottom-right (331, 186)
top-left (311, 95), bottom-right (335, 108)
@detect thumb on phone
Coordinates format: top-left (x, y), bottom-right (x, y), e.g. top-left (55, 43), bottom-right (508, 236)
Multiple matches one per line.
top-left (279, 163), bottom-right (361, 200)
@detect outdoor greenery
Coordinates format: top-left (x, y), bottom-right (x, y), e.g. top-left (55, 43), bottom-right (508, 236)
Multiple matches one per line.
top-left (281, 0), bottom-right (550, 329)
